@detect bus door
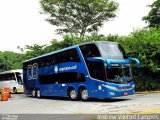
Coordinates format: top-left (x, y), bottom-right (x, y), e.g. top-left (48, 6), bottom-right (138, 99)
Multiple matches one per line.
top-left (86, 60), bottom-right (107, 97)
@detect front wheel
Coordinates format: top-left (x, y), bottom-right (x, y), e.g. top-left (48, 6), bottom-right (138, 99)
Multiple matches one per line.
top-left (13, 87), bottom-right (17, 94)
top-left (68, 89), bottom-right (78, 101)
top-left (36, 89), bottom-right (41, 99)
top-left (79, 88), bottom-right (89, 101)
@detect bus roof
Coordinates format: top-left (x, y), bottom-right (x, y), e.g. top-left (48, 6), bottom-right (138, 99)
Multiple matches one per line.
top-left (78, 41), bottom-right (118, 46)
top-left (0, 69), bottom-right (22, 75)
top-left (23, 41), bottom-right (118, 63)
top-left (23, 45), bottom-right (79, 63)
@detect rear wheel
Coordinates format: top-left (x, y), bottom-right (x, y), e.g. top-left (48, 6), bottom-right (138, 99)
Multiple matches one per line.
top-left (31, 89), bottom-right (36, 97)
top-left (68, 89), bottom-right (78, 101)
top-left (79, 88), bottom-right (89, 101)
top-left (36, 89), bottom-right (41, 99)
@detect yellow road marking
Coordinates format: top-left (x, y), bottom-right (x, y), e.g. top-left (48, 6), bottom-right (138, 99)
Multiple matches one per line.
top-left (75, 107), bottom-right (160, 114)
top-left (132, 108), bottom-right (160, 114)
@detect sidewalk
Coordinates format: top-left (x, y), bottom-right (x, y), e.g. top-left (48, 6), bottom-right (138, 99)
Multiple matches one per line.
top-left (135, 91), bottom-right (160, 94)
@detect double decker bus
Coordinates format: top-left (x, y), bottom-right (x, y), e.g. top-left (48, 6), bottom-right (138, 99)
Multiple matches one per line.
top-left (23, 41), bottom-right (140, 101)
top-left (0, 69), bottom-right (24, 93)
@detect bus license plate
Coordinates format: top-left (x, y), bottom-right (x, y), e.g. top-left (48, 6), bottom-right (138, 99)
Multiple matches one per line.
top-left (124, 92), bottom-right (128, 95)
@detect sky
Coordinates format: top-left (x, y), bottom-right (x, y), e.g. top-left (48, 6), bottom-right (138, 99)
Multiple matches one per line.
top-left (0, 0), bottom-right (154, 52)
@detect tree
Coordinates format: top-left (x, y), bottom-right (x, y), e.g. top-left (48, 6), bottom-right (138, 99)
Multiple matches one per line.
top-left (40, 0), bottom-right (118, 37)
top-left (25, 44), bottom-right (46, 59)
top-left (143, 0), bottom-right (160, 27)
top-left (0, 51), bottom-right (23, 72)
top-left (116, 28), bottom-right (160, 91)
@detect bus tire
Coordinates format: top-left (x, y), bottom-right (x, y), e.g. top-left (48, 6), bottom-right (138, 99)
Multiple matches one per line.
top-left (13, 87), bottom-right (17, 94)
top-left (31, 89), bottom-right (36, 98)
top-left (79, 88), bottom-right (89, 101)
top-left (36, 89), bottom-right (41, 99)
top-left (68, 89), bottom-right (78, 101)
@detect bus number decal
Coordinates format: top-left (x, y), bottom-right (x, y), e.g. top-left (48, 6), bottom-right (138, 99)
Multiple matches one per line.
top-left (27, 63), bottom-right (38, 80)
top-left (33, 63), bottom-right (38, 79)
top-left (27, 65), bottom-right (33, 80)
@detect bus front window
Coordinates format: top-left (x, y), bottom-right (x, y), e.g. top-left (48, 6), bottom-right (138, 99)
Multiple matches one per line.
top-left (106, 65), bottom-right (132, 83)
top-left (99, 42), bottom-right (128, 59)
top-left (16, 72), bottom-right (23, 85)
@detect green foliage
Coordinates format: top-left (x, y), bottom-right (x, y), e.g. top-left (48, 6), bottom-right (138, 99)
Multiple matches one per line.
top-left (40, 0), bottom-right (118, 37)
top-left (143, 0), bottom-right (160, 27)
top-left (24, 44), bottom-right (47, 59)
top-left (117, 28), bottom-right (160, 74)
top-left (0, 51), bottom-right (24, 72)
top-left (116, 28), bottom-right (160, 91)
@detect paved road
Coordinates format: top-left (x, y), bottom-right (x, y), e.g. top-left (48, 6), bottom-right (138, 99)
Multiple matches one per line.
top-left (0, 93), bottom-right (160, 114)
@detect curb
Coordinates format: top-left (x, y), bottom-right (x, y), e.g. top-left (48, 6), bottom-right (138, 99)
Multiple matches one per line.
top-left (135, 91), bottom-right (160, 94)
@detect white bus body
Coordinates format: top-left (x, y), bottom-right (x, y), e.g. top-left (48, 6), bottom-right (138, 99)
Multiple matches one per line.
top-left (0, 69), bottom-right (24, 93)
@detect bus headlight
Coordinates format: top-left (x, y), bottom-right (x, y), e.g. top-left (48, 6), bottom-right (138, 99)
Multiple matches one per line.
top-left (132, 84), bottom-right (135, 88)
top-left (109, 92), bottom-right (115, 96)
top-left (102, 84), bottom-right (117, 90)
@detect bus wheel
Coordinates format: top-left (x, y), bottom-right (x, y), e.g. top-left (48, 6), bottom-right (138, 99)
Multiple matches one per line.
top-left (79, 88), bottom-right (89, 101)
top-left (31, 90), bottom-right (36, 98)
top-left (13, 87), bottom-right (17, 94)
top-left (68, 89), bottom-right (78, 101)
top-left (36, 89), bottom-right (41, 99)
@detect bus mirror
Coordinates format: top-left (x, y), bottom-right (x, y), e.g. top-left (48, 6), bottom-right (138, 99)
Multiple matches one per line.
top-left (104, 59), bottom-right (111, 68)
top-left (87, 57), bottom-right (103, 62)
top-left (129, 58), bottom-right (140, 68)
top-left (87, 57), bottom-right (111, 68)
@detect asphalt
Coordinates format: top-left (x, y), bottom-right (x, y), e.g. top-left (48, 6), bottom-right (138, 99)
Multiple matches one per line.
top-left (0, 93), bottom-right (160, 114)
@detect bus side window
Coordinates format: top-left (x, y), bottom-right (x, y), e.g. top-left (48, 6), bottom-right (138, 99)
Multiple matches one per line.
top-left (55, 48), bottom-right (80, 64)
top-left (0, 74), bottom-right (2, 81)
top-left (5, 73), bottom-right (16, 81)
top-left (87, 61), bottom-right (106, 81)
top-left (39, 72), bottom-right (85, 84)
top-left (0, 74), bottom-right (5, 81)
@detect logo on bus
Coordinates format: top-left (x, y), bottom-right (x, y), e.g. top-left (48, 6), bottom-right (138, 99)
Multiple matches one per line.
top-left (54, 66), bottom-right (59, 73)
top-left (59, 65), bottom-right (77, 72)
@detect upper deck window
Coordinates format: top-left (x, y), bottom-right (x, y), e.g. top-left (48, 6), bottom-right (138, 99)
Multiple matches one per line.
top-left (80, 44), bottom-right (101, 58)
top-left (39, 48), bottom-right (80, 67)
top-left (99, 42), bottom-right (128, 59)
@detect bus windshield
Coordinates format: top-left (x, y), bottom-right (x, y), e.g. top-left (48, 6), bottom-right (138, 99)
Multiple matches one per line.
top-left (106, 65), bottom-right (132, 83)
top-left (99, 42), bottom-right (128, 59)
top-left (16, 72), bottom-right (23, 85)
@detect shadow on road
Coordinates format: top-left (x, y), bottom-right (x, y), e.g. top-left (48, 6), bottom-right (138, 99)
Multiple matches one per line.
top-left (27, 95), bottom-right (130, 102)
top-left (88, 98), bottom-right (130, 102)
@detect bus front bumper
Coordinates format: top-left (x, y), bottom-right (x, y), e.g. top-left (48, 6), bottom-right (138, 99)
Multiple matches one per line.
top-left (10, 88), bottom-right (24, 93)
top-left (106, 88), bottom-right (135, 98)
top-left (101, 83), bottom-right (135, 98)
